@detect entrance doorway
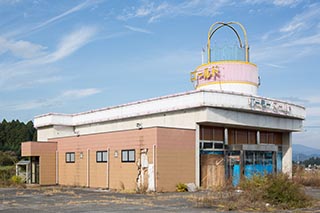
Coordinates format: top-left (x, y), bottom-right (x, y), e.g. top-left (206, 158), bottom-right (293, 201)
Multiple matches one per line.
top-left (31, 156), bottom-right (39, 184)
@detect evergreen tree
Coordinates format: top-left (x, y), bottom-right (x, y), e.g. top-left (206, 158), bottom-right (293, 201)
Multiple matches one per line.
top-left (0, 119), bottom-right (36, 156)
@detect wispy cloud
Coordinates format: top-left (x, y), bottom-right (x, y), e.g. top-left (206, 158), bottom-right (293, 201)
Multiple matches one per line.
top-left (262, 63), bottom-right (286, 69)
top-left (42, 26), bottom-right (97, 63)
top-left (7, 88), bottom-right (102, 111)
top-left (0, 26), bottom-right (97, 90)
top-left (279, 3), bottom-right (320, 35)
top-left (251, 3), bottom-right (320, 66)
top-left (61, 88), bottom-right (101, 99)
top-left (29, 0), bottom-right (100, 34)
top-left (118, 0), bottom-right (232, 23)
top-left (0, 0), bottom-right (21, 5)
top-left (124, 25), bottom-right (152, 34)
top-left (244, 0), bottom-right (302, 7)
top-left (0, 36), bottom-right (46, 59)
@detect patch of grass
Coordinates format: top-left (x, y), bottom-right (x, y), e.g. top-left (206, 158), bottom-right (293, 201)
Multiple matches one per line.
top-left (195, 174), bottom-right (312, 211)
top-left (176, 183), bottom-right (188, 192)
top-left (0, 165), bottom-right (15, 185)
top-left (293, 166), bottom-right (320, 187)
top-left (264, 174), bottom-right (311, 209)
top-left (0, 166), bottom-right (25, 187)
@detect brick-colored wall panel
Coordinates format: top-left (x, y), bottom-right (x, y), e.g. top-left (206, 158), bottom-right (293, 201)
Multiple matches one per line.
top-left (156, 128), bottom-right (195, 192)
top-left (52, 128), bottom-right (157, 191)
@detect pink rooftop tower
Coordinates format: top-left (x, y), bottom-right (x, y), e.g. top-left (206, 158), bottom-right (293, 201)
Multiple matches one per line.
top-left (191, 22), bottom-right (259, 95)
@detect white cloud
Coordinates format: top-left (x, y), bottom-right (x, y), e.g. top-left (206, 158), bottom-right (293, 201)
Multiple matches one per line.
top-left (279, 3), bottom-right (320, 35)
top-left (0, 36), bottom-right (46, 59)
top-left (272, 0), bottom-right (301, 6)
top-left (30, 0), bottom-right (99, 33)
top-left (61, 88), bottom-right (101, 99)
top-left (244, 0), bottom-right (301, 7)
top-left (282, 33), bottom-right (320, 47)
top-left (118, 0), bottom-right (231, 23)
top-left (43, 26), bottom-right (97, 63)
top-left (8, 88), bottom-right (102, 111)
top-left (280, 22), bottom-right (303, 33)
top-left (0, 0), bottom-right (21, 4)
top-left (124, 25), bottom-right (152, 34)
top-left (0, 26), bottom-right (97, 90)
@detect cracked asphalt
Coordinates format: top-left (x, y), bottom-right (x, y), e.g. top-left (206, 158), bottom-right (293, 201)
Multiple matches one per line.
top-left (0, 186), bottom-right (320, 212)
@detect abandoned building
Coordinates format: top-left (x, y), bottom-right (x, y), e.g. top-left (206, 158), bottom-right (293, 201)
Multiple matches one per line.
top-left (18, 22), bottom-right (305, 191)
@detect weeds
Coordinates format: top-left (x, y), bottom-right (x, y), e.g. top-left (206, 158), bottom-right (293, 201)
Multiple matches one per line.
top-left (293, 166), bottom-right (320, 187)
top-left (176, 183), bottom-right (188, 192)
top-left (196, 174), bottom-right (312, 211)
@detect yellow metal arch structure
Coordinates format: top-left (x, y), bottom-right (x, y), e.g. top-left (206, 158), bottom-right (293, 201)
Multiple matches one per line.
top-left (207, 22), bottom-right (249, 63)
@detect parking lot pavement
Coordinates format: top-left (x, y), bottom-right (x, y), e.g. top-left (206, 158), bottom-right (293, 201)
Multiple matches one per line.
top-left (0, 187), bottom-right (215, 212)
top-left (1, 186), bottom-right (320, 212)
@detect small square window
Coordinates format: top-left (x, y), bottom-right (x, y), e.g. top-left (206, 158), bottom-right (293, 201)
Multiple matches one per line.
top-left (96, 151), bottom-right (108, 163)
top-left (66, 152), bottom-right (75, 163)
top-left (121, 149), bottom-right (135, 163)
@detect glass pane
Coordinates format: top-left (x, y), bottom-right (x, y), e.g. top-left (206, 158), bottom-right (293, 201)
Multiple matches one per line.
top-left (70, 153), bottom-right (75, 162)
top-left (128, 150), bottom-right (135, 162)
top-left (122, 151), bottom-right (128, 162)
top-left (214, 143), bottom-right (223, 149)
top-left (67, 154), bottom-right (70, 162)
top-left (203, 142), bottom-right (213, 149)
top-left (102, 151), bottom-right (108, 162)
top-left (97, 152), bottom-right (102, 162)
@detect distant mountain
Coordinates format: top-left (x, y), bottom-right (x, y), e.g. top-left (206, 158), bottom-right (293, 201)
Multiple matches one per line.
top-left (292, 144), bottom-right (320, 162)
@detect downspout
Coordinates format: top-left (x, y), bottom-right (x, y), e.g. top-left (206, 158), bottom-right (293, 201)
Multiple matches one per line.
top-left (195, 124), bottom-right (200, 187)
top-left (107, 147), bottom-right (110, 189)
top-left (87, 149), bottom-right (90, 187)
top-left (153, 144), bottom-right (156, 191)
top-left (56, 150), bottom-right (58, 184)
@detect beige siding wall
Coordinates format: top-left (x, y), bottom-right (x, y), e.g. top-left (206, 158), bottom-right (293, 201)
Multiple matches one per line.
top-left (156, 128), bottom-right (196, 192)
top-left (21, 142), bottom-right (57, 185)
top-left (52, 128), bottom-right (157, 190)
top-left (23, 127), bottom-right (196, 191)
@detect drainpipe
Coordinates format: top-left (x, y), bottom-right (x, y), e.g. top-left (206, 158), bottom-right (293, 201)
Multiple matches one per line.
top-left (195, 124), bottom-right (200, 187)
top-left (107, 147), bottom-right (110, 189)
top-left (56, 150), bottom-right (58, 184)
top-left (153, 144), bottom-right (156, 191)
top-left (87, 149), bottom-right (90, 187)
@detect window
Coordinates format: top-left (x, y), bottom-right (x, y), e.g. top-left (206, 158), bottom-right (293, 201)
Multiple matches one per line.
top-left (121, 149), bottom-right (135, 162)
top-left (96, 151), bottom-right (108, 163)
top-left (66, 152), bottom-right (75, 163)
top-left (200, 126), bottom-right (224, 141)
top-left (260, 131), bottom-right (282, 145)
top-left (228, 129), bottom-right (257, 145)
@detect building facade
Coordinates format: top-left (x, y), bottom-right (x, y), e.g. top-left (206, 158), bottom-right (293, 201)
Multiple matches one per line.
top-left (19, 22), bottom-right (305, 192)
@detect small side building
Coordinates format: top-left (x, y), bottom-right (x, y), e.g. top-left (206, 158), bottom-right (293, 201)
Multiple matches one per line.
top-left (20, 22), bottom-right (305, 191)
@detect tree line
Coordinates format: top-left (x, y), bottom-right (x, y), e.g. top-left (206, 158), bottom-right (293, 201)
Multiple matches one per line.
top-left (301, 157), bottom-right (320, 167)
top-left (0, 119), bottom-right (36, 158)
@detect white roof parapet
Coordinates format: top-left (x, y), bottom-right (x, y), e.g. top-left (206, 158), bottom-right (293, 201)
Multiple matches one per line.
top-left (34, 90), bottom-right (306, 128)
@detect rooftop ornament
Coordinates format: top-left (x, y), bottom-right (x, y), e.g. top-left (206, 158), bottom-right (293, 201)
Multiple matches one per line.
top-left (207, 21), bottom-right (249, 63)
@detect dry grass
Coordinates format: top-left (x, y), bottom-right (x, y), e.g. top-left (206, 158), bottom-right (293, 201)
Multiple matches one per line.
top-left (195, 174), bottom-right (313, 211)
top-left (293, 166), bottom-right (320, 187)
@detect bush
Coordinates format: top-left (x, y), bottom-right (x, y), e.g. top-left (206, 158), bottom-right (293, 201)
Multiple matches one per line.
top-left (176, 183), bottom-right (188, 192)
top-left (264, 174), bottom-right (311, 209)
top-left (0, 165), bottom-right (15, 185)
top-left (241, 174), bottom-right (312, 209)
top-left (195, 174), bottom-right (312, 211)
top-left (10, 175), bottom-right (23, 184)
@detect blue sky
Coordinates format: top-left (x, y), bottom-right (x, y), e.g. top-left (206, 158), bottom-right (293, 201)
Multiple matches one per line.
top-left (0, 0), bottom-right (319, 148)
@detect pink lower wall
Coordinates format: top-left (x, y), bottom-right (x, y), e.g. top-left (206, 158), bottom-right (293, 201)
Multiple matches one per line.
top-left (21, 141), bottom-right (57, 185)
top-left (156, 128), bottom-right (196, 191)
top-left (22, 127), bottom-right (196, 191)
top-left (52, 128), bottom-right (157, 190)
